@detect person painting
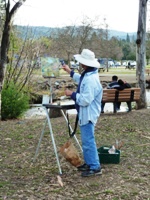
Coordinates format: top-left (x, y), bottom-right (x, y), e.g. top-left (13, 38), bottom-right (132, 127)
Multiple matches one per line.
top-left (62, 49), bottom-right (103, 177)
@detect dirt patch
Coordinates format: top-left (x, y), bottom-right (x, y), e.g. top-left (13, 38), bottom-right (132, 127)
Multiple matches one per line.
top-left (0, 108), bottom-right (150, 199)
top-left (0, 72), bottom-right (149, 199)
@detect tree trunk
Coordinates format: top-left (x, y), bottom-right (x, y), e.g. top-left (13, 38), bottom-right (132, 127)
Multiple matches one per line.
top-left (136, 0), bottom-right (148, 109)
top-left (0, 17), bottom-right (11, 88)
top-left (0, 0), bottom-right (25, 89)
top-left (0, 0), bottom-right (25, 118)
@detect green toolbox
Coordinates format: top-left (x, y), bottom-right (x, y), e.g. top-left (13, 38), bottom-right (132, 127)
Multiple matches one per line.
top-left (98, 146), bottom-right (120, 164)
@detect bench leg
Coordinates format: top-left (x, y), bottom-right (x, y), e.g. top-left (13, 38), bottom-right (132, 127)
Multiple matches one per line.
top-left (113, 103), bottom-right (117, 113)
top-left (127, 102), bottom-right (132, 111)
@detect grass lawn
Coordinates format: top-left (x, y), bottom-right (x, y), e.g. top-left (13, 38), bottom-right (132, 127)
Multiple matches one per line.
top-left (0, 109), bottom-right (149, 199)
top-left (0, 65), bottom-right (149, 199)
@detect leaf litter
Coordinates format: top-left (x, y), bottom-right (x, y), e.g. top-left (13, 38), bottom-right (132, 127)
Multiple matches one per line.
top-left (0, 107), bottom-right (150, 199)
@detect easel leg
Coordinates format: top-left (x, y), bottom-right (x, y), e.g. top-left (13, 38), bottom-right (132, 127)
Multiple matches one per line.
top-left (33, 118), bottom-right (48, 162)
top-left (61, 110), bottom-right (82, 152)
top-left (45, 108), bottom-right (62, 174)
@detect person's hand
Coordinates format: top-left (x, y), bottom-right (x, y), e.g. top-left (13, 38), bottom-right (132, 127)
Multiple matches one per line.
top-left (62, 65), bottom-right (71, 74)
top-left (65, 89), bottom-right (73, 96)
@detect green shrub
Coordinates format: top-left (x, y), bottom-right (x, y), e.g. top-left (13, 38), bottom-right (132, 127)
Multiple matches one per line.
top-left (1, 82), bottom-right (29, 120)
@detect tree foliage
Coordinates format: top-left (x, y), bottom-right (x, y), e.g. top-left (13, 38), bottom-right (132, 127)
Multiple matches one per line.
top-left (48, 17), bottom-right (125, 66)
top-left (1, 81), bottom-right (29, 120)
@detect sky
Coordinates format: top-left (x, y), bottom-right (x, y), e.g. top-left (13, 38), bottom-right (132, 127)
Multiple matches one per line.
top-left (13, 0), bottom-right (141, 33)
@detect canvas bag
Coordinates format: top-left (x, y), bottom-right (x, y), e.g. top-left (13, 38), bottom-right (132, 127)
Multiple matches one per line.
top-left (59, 114), bottom-right (82, 167)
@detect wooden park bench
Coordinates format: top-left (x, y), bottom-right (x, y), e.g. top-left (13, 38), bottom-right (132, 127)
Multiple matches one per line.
top-left (102, 88), bottom-right (141, 113)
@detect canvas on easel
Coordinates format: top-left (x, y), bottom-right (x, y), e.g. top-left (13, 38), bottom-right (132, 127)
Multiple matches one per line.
top-left (41, 57), bottom-right (60, 78)
top-left (41, 57), bottom-right (60, 103)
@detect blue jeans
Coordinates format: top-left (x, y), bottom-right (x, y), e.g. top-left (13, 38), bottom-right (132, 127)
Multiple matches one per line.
top-left (80, 122), bottom-right (100, 170)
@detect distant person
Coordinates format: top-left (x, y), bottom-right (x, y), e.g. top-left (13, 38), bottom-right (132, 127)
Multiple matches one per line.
top-left (101, 75), bottom-right (121, 113)
top-left (128, 61), bottom-right (131, 69)
top-left (118, 79), bottom-right (131, 89)
top-left (107, 75), bottom-right (120, 89)
top-left (117, 79), bottom-right (131, 110)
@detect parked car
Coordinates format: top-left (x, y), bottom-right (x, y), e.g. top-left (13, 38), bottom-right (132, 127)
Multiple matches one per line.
top-left (114, 61), bottom-right (121, 67)
top-left (123, 61), bottom-right (128, 66)
top-left (125, 61), bottom-right (136, 69)
top-left (98, 64), bottom-right (106, 72)
top-left (97, 59), bottom-right (106, 72)
top-left (130, 61), bottom-right (136, 66)
top-left (108, 61), bottom-right (115, 67)
top-left (70, 61), bottom-right (79, 70)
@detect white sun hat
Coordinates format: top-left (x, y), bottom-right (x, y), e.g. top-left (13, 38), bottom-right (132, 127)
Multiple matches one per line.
top-left (74, 49), bottom-right (100, 68)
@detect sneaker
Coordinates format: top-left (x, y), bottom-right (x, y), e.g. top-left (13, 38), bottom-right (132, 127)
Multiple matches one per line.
top-left (81, 168), bottom-right (102, 177)
top-left (77, 163), bottom-right (90, 171)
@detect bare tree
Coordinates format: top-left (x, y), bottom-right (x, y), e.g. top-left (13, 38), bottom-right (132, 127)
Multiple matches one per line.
top-left (37, 16), bottom-right (123, 73)
top-left (96, 19), bottom-right (123, 71)
top-left (76, 17), bottom-right (94, 54)
top-left (5, 27), bottom-right (41, 91)
top-left (136, 0), bottom-right (148, 109)
top-left (109, 37), bottom-right (123, 60)
top-left (50, 26), bottom-right (77, 65)
top-left (0, 0), bottom-right (26, 90)
top-left (50, 16), bottom-right (100, 74)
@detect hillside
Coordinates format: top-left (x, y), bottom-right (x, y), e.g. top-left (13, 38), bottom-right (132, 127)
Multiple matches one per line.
top-left (109, 29), bottom-right (136, 39)
top-left (14, 25), bottom-right (136, 40)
